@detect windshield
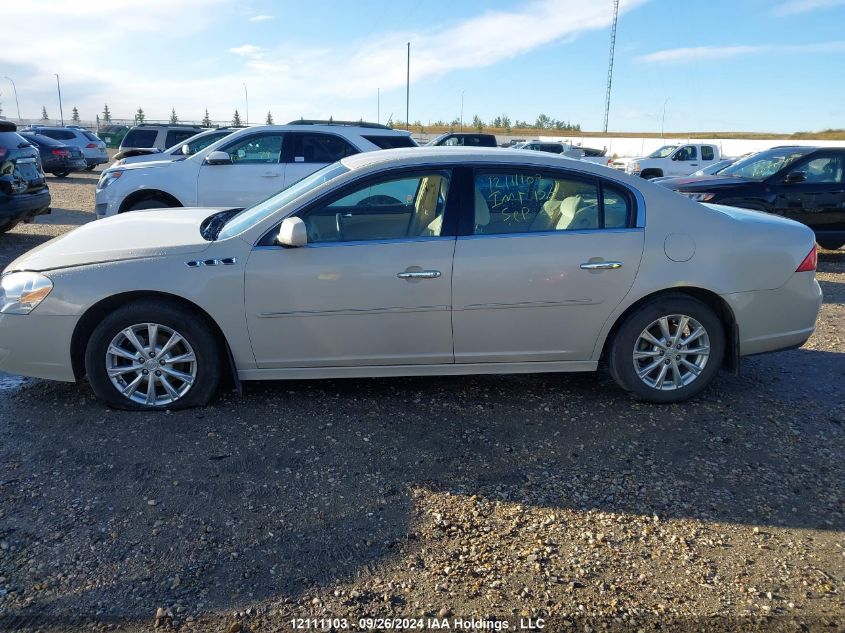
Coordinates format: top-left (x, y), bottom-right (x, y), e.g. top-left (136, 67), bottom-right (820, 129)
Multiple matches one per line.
top-left (170, 130), bottom-right (230, 155)
top-left (719, 148), bottom-right (810, 180)
top-left (647, 145), bottom-right (677, 159)
top-left (425, 134), bottom-right (448, 146)
top-left (217, 162), bottom-right (349, 240)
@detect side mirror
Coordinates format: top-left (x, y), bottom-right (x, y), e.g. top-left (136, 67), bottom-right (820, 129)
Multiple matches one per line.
top-left (205, 150), bottom-right (232, 165)
top-left (277, 217), bottom-right (307, 247)
top-left (671, 153), bottom-right (680, 161)
top-left (784, 171), bottom-right (806, 184)
top-left (181, 144), bottom-right (192, 156)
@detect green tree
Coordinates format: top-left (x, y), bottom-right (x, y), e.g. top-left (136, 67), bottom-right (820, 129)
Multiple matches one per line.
top-left (40, 106), bottom-right (49, 121)
top-left (501, 114), bottom-right (511, 133)
top-left (472, 114), bottom-right (484, 132)
top-left (265, 110), bottom-right (274, 125)
top-left (169, 107), bottom-right (178, 124)
top-left (535, 113), bottom-right (552, 129)
top-left (202, 108), bottom-right (211, 127)
top-left (71, 106), bottom-right (80, 123)
top-left (135, 107), bottom-right (145, 124)
top-left (102, 103), bottom-right (112, 122)
top-left (232, 109), bottom-right (242, 126)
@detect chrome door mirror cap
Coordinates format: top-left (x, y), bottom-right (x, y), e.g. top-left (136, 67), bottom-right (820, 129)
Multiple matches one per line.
top-left (205, 150), bottom-right (231, 165)
top-left (277, 217), bottom-right (307, 247)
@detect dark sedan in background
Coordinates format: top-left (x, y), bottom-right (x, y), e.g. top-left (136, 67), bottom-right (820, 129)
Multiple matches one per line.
top-left (666, 146), bottom-right (845, 250)
top-left (0, 121), bottom-right (51, 234)
top-left (19, 132), bottom-right (87, 178)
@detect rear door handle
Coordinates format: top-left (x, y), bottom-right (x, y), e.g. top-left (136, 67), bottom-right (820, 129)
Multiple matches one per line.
top-left (397, 270), bottom-right (441, 280)
top-left (580, 261), bottom-right (623, 270)
top-left (261, 172), bottom-right (281, 178)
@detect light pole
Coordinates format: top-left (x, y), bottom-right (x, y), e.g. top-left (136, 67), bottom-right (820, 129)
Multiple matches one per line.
top-left (377, 87), bottom-right (380, 125)
top-left (243, 83), bottom-right (249, 125)
top-left (660, 97), bottom-right (670, 140)
top-left (460, 91), bottom-right (465, 132)
top-left (405, 42), bottom-right (410, 130)
top-left (3, 77), bottom-right (21, 121)
top-left (54, 73), bottom-right (64, 125)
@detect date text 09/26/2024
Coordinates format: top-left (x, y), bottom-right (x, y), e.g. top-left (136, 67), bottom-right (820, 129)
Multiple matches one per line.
top-left (290, 617), bottom-right (546, 630)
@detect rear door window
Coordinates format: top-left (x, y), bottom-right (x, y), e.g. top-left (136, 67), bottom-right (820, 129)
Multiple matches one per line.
top-left (289, 133), bottom-right (358, 163)
top-left (701, 146), bottom-right (715, 161)
top-left (165, 130), bottom-right (200, 148)
top-left (39, 129), bottom-right (76, 141)
top-left (122, 129), bottom-right (159, 148)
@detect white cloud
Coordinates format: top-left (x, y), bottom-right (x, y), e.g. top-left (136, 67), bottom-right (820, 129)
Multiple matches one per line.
top-left (636, 41), bottom-right (845, 64)
top-left (771, 0), bottom-right (845, 16)
top-left (228, 44), bottom-right (267, 59)
top-left (249, 14), bottom-right (274, 22)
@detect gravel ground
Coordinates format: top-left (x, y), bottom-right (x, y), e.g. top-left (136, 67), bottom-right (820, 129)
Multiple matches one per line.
top-left (0, 165), bottom-right (843, 632)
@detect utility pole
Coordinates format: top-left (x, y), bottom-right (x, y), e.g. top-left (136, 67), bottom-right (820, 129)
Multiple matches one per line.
top-left (243, 83), bottom-right (249, 125)
top-left (377, 88), bottom-right (380, 124)
top-left (54, 73), bottom-right (64, 125)
top-left (3, 76), bottom-right (21, 121)
top-left (460, 91), bottom-right (465, 132)
top-left (660, 97), bottom-right (670, 140)
top-left (603, 0), bottom-right (620, 133)
top-left (406, 42), bottom-right (410, 130)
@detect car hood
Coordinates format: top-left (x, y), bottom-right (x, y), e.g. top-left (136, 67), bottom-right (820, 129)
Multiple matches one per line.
top-left (662, 175), bottom-right (754, 191)
top-left (104, 158), bottom-right (181, 174)
top-left (4, 207), bottom-right (222, 273)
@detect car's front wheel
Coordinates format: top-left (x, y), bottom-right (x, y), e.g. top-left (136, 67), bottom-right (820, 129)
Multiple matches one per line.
top-left (607, 294), bottom-right (725, 403)
top-left (84, 299), bottom-right (221, 410)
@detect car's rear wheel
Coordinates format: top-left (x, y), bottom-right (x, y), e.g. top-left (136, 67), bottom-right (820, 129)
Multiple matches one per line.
top-left (818, 240), bottom-right (843, 251)
top-left (85, 164), bottom-right (96, 171)
top-left (608, 294), bottom-right (725, 403)
top-left (84, 299), bottom-right (221, 410)
top-left (52, 171), bottom-right (70, 178)
top-left (0, 219), bottom-right (20, 234)
top-left (640, 169), bottom-right (662, 179)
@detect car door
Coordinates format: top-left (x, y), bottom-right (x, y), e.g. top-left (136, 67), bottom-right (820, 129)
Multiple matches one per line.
top-left (771, 153), bottom-right (845, 234)
top-left (282, 132), bottom-right (359, 189)
top-left (451, 168), bottom-right (644, 363)
top-left (244, 168), bottom-right (457, 368)
top-left (669, 145), bottom-right (698, 176)
top-left (196, 132), bottom-right (286, 207)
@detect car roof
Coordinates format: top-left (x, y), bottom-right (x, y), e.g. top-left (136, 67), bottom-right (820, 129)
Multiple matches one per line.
top-left (340, 146), bottom-right (604, 173)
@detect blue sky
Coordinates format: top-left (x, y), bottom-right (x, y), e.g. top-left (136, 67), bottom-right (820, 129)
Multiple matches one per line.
top-left (1, 0), bottom-right (844, 132)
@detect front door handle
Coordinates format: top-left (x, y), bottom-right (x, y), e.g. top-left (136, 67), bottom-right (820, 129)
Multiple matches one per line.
top-left (397, 270), bottom-right (441, 280)
top-left (580, 261), bottom-right (623, 270)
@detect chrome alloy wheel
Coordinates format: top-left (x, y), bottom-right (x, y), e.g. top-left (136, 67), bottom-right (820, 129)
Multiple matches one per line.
top-left (105, 323), bottom-right (197, 406)
top-left (632, 314), bottom-right (711, 391)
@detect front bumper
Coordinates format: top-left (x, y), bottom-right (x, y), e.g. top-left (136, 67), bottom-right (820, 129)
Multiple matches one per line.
top-left (724, 272), bottom-right (823, 356)
top-left (0, 312), bottom-right (77, 382)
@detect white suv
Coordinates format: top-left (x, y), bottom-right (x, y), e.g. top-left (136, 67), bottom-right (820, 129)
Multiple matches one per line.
top-left (95, 122), bottom-right (417, 217)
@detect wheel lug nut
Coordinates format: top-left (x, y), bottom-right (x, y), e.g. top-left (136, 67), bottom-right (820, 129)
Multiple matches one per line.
top-left (155, 370), bottom-right (162, 376)
top-left (159, 359), bottom-right (165, 365)
top-left (142, 369), bottom-right (149, 375)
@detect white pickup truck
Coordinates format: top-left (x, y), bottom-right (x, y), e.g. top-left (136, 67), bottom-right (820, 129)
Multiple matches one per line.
top-left (625, 143), bottom-right (720, 179)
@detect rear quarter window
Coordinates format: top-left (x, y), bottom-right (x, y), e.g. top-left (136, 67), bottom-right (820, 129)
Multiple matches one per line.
top-left (82, 131), bottom-right (102, 142)
top-left (701, 146), bottom-right (715, 161)
top-left (122, 129), bottom-right (159, 148)
top-left (362, 135), bottom-right (417, 149)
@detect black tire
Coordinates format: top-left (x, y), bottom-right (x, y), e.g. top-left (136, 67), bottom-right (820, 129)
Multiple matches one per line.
top-left (85, 164), bottom-right (96, 171)
top-left (84, 299), bottom-right (222, 410)
top-left (607, 294), bottom-right (725, 403)
top-left (640, 169), bottom-right (662, 179)
top-left (123, 196), bottom-right (176, 212)
top-left (818, 240), bottom-right (844, 251)
top-left (0, 219), bottom-right (20, 234)
top-left (52, 171), bottom-right (70, 178)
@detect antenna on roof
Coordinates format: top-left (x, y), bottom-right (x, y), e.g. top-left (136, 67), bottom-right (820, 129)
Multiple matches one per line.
top-left (603, 0), bottom-right (620, 134)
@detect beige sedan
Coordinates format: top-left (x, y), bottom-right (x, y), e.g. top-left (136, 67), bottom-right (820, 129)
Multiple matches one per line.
top-left (0, 148), bottom-right (822, 410)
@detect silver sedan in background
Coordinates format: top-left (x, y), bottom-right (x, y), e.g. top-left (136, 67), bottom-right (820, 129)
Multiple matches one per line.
top-left (0, 148), bottom-right (822, 410)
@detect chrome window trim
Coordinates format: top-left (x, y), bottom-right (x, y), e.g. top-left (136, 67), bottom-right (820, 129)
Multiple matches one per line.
top-left (457, 227), bottom-right (644, 241)
top-left (253, 235), bottom-right (456, 251)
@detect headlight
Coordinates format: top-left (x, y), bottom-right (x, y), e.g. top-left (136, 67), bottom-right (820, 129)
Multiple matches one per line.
top-left (97, 170), bottom-right (123, 191)
top-left (628, 162), bottom-right (640, 172)
top-left (680, 192), bottom-right (716, 202)
top-left (0, 272), bottom-right (54, 314)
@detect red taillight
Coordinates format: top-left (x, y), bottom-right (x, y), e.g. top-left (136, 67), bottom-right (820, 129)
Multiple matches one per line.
top-left (795, 246), bottom-right (817, 272)
top-left (606, 158), bottom-right (613, 166)
top-left (51, 148), bottom-right (70, 157)
top-left (86, 143), bottom-right (98, 148)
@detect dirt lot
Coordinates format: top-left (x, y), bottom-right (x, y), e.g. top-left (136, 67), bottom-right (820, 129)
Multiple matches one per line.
top-left (0, 166), bottom-right (843, 632)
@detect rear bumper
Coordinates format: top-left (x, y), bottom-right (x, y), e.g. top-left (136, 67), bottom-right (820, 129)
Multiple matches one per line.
top-left (0, 312), bottom-right (77, 382)
top-left (724, 272), bottom-right (823, 357)
top-left (0, 189), bottom-right (52, 220)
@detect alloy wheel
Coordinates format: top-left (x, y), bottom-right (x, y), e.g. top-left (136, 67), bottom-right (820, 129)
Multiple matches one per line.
top-left (632, 314), bottom-right (710, 391)
top-left (105, 323), bottom-right (197, 406)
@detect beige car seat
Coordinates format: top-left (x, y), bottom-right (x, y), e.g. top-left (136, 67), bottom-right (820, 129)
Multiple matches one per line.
top-left (410, 175), bottom-right (443, 235)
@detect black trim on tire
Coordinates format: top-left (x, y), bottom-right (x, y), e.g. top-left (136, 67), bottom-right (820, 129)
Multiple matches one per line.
top-left (607, 294), bottom-right (725, 403)
top-left (84, 299), bottom-right (221, 410)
